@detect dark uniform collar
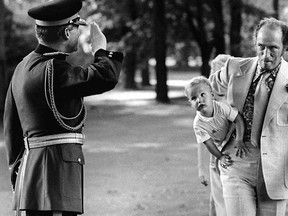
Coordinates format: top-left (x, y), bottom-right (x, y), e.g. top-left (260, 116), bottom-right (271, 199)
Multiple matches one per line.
top-left (35, 44), bottom-right (69, 60)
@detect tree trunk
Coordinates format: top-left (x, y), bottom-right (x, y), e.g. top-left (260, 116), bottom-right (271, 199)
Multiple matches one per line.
top-left (273, 0), bottom-right (279, 19)
top-left (211, 0), bottom-right (226, 55)
top-left (153, 0), bottom-right (169, 103)
top-left (200, 46), bottom-right (213, 78)
top-left (123, 50), bottom-right (138, 89)
top-left (141, 62), bottom-right (150, 86)
top-left (0, 0), bottom-right (7, 116)
top-left (230, 0), bottom-right (242, 56)
top-left (123, 0), bottom-right (138, 89)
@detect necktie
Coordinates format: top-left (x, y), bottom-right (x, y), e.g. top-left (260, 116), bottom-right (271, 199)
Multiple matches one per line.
top-left (242, 71), bottom-right (263, 144)
top-left (242, 64), bottom-right (279, 146)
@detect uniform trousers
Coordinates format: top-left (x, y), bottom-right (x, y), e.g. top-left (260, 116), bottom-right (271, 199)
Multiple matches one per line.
top-left (219, 139), bottom-right (287, 216)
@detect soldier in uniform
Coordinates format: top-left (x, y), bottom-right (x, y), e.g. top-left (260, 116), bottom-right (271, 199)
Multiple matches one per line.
top-left (3, 0), bottom-right (123, 215)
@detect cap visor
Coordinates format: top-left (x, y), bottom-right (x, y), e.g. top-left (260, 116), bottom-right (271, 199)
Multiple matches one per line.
top-left (75, 18), bottom-right (88, 26)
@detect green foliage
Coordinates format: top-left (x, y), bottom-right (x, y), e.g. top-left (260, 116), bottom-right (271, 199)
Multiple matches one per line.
top-left (241, 3), bottom-right (272, 57)
top-left (4, 1), bottom-right (37, 69)
top-left (4, 0), bottom-right (288, 72)
top-left (83, 0), bottom-right (154, 66)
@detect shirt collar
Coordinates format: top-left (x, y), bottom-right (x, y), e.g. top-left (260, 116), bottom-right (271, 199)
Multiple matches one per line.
top-left (254, 61), bottom-right (281, 82)
top-left (34, 44), bottom-right (69, 60)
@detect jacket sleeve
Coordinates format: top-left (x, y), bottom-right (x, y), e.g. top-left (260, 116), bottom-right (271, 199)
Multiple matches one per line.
top-left (55, 49), bottom-right (124, 98)
top-left (4, 82), bottom-right (25, 188)
top-left (209, 57), bottom-right (232, 97)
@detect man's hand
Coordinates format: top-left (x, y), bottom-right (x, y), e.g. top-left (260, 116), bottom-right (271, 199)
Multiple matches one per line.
top-left (90, 22), bottom-right (107, 54)
top-left (235, 141), bottom-right (250, 158)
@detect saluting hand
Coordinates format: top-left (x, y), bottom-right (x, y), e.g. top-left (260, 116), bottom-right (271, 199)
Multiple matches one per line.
top-left (90, 22), bottom-right (107, 54)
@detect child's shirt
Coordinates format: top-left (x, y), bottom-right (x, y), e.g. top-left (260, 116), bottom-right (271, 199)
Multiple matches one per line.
top-left (193, 100), bottom-right (238, 151)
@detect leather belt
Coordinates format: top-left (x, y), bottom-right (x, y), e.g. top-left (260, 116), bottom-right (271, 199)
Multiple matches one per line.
top-left (24, 133), bottom-right (84, 150)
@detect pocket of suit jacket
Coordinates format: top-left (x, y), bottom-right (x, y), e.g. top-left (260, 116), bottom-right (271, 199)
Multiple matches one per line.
top-left (61, 144), bottom-right (85, 198)
top-left (277, 101), bottom-right (288, 126)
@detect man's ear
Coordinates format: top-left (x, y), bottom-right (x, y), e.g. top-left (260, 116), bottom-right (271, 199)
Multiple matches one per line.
top-left (62, 27), bottom-right (70, 40)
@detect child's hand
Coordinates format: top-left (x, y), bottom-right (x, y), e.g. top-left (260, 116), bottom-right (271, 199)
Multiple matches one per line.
top-left (219, 154), bottom-right (232, 169)
top-left (199, 175), bottom-right (209, 186)
top-left (235, 140), bottom-right (250, 158)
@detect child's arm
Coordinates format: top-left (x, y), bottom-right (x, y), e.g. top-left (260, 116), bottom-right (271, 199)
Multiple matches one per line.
top-left (198, 143), bottom-right (209, 186)
top-left (203, 138), bottom-right (232, 169)
top-left (234, 112), bottom-right (249, 158)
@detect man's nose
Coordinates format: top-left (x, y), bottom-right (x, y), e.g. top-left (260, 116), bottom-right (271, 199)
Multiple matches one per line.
top-left (263, 47), bottom-right (271, 57)
top-left (197, 97), bottom-right (203, 103)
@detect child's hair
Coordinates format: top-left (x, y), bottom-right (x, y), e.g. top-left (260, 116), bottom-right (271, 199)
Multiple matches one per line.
top-left (184, 76), bottom-right (213, 102)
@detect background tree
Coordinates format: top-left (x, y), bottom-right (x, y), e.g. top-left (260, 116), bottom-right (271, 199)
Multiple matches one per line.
top-left (240, 2), bottom-right (271, 57)
top-left (84, 0), bottom-right (154, 89)
top-left (0, 0), bottom-right (6, 114)
top-left (211, 0), bottom-right (226, 55)
top-left (153, 0), bottom-right (169, 102)
top-left (230, 0), bottom-right (243, 56)
top-left (121, 0), bottom-right (138, 89)
top-left (273, 0), bottom-right (279, 18)
top-left (2, 0), bottom-right (288, 112)
top-left (178, 0), bottom-right (224, 77)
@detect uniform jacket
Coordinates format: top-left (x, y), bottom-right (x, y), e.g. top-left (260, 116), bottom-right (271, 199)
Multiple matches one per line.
top-left (210, 56), bottom-right (288, 199)
top-left (4, 44), bottom-right (123, 212)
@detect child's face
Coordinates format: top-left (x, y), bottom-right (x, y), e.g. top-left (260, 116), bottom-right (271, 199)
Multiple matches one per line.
top-left (189, 83), bottom-right (214, 117)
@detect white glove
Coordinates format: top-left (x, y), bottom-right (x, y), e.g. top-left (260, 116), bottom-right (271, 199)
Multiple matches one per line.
top-left (90, 22), bottom-right (107, 54)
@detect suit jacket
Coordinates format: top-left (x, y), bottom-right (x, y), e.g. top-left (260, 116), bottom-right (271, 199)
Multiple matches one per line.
top-left (210, 56), bottom-right (288, 199)
top-left (4, 44), bottom-right (123, 212)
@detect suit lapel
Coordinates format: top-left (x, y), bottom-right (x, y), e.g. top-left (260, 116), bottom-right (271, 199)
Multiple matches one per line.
top-left (232, 58), bottom-right (258, 112)
top-left (263, 59), bottom-right (288, 129)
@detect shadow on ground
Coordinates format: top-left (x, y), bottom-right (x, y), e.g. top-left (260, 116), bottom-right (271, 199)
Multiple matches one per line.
top-left (0, 72), bottom-right (212, 216)
top-left (82, 95), bottom-right (210, 216)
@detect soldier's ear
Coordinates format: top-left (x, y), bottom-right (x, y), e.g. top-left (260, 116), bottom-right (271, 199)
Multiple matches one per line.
top-left (62, 27), bottom-right (70, 40)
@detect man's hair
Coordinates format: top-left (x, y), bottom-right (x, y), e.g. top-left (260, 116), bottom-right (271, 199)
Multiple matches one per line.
top-left (184, 76), bottom-right (212, 101)
top-left (254, 17), bottom-right (288, 46)
top-left (35, 24), bottom-right (75, 44)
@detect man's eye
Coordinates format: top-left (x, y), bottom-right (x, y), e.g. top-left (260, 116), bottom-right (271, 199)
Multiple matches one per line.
top-left (258, 45), bottom-right (265, 50)
top-left (201, 93), bottom-right (206, 97)
top-left (191, 97), bottom-right (196, 101)
top-left (270, 46), bottom-right (278, 52)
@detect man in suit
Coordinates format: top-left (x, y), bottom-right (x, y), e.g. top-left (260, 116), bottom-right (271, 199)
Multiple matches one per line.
top-left (210, 17), bottom-right (288, 215)
top-left (3, 0), bottom-right (123, 215)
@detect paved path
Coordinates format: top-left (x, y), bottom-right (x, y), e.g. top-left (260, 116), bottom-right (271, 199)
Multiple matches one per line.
top-left (0, 74), bottom-right (212, 216)
top-left (2, 74), bottom-right (288, 215)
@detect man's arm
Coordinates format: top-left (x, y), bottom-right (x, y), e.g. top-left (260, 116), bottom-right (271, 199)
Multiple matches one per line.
top-left (209, 57), bottom-right (232, 98)
top-left (210, 54), bottom-right (232, 101)
top-left (3, 82), bottom-right (25, 190)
